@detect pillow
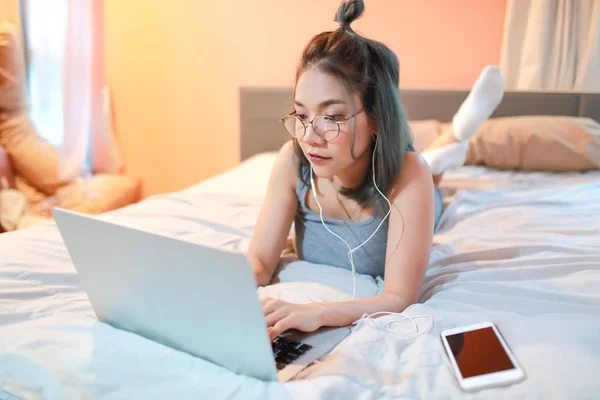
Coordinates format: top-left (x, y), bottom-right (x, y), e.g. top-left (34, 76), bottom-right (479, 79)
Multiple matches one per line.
top-left (1, 114), bottom-right (72, 194)
top-left (457, 116), bottom-right (600, 172)
top-left (408, 119), bottom-right (443, 153)
top-left (0, 20), bottom-right (69, 194)
top-left (0, 145), bottom-right (14, 188)
top-left (34, 173), bottom-right (141, 216)
top-left (14, 174), bottom-right (47, 206)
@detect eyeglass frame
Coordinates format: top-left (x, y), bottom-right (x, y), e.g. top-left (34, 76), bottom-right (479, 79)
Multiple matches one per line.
top-left (279, 108), bottom-right (365, 141)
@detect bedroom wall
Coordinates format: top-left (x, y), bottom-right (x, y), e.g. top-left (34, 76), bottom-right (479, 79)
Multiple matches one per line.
top-left (105, 0), bottom-right (507, 197)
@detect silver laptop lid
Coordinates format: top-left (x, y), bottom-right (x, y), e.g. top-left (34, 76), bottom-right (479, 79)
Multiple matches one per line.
top-left (52, 208), bottom-right (277, 381)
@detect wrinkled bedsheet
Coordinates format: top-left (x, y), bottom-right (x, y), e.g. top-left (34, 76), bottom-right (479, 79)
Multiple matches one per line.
top-left (1, 153), bottom-right (599, 399)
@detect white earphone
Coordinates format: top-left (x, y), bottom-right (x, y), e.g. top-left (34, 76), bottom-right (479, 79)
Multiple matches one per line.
top-left (309, 137), bottom-right (392, 300)
top-left (307, 136), bottom-right (435, 360)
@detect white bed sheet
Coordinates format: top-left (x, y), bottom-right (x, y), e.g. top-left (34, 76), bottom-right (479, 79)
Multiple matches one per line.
top-left (1, 152), bottom-right (599, 400)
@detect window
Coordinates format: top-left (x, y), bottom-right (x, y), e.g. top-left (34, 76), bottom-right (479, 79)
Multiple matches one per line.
top-left (23, 0), bottom-right (67, 147)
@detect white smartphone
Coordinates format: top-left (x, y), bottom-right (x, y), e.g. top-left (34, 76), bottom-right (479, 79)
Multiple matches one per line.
top-left (440, 321), bottom-right (525, 392)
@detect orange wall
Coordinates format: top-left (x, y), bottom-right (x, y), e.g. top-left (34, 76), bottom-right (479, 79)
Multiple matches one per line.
top-left (105, 0), bottom-right (507, 197)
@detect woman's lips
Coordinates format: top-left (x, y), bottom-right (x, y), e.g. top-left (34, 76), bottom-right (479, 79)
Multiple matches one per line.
top-left (308, 153), bottom-right (331, 164)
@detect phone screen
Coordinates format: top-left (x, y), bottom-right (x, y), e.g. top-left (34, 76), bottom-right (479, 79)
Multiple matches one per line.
top-left (445, 327), bottom-right (515, 378)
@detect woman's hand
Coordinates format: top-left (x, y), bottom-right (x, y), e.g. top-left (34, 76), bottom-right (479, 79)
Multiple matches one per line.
top-left (261, 297), bottom-right (327, 340)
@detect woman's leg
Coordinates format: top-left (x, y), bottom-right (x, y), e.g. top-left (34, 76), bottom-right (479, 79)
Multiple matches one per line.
top-left (420, 66), bottom-right (505, 183)
top-left (424, 139), bottom-right (469, 185)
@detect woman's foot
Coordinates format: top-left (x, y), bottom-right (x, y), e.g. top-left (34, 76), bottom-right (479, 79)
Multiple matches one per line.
top-left (420, 65), bottom-right (505, 177)
top-left (452, 65), bottom-right (505, 141)
top-left (421, 141), bottom-right (469, 176)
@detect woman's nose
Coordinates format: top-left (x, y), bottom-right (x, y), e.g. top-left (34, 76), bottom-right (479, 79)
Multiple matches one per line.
top-left (300, 123), bottom-right (325, 146)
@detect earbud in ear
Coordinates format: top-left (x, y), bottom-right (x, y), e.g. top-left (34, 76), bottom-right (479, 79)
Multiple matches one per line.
top-left (310, 166), bottom-right (318, 200)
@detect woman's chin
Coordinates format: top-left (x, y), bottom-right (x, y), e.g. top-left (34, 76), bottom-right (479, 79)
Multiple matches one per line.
top-left (309, 163), bottom-right (336, 179)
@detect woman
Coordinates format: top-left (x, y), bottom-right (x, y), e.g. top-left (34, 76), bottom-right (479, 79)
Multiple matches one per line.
top-left (247, 0), bottom-right (504, 340)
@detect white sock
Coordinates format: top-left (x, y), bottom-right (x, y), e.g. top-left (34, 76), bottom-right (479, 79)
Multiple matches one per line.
top-left (452, 65), bottom-right (505, 141)
top-left (421, 141), bottom-right (469, 176)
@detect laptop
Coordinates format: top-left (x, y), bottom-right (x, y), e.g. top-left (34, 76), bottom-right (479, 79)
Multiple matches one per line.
top-left (52, 208), bottom-right (351, 382)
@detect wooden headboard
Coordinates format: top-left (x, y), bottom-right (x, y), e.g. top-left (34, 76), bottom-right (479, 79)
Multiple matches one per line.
top-left (240, 88), bottom-right (600, 161)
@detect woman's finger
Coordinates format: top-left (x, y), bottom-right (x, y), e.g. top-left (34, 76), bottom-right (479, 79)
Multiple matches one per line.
top-left (259, 297), bottom-right (273, 307)
top-left (260, 297), bottom-right (274, 306)
top-left (261, 298), bottom-right (281, 316)
top-left (270, 316), bottom-right (295, 339)
top-left (264, 307), bottom-right (288, 327)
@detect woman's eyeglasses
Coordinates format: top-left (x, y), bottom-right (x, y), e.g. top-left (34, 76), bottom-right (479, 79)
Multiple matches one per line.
top-left (279, 108), bottom-right (364, 141)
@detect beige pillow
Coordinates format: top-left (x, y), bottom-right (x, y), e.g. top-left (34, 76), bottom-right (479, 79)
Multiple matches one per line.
top-left (14, 174), bottom-right (47, 206)
top-left (0, 20), bottom-right (69, 194)
top-left (0, 20), bottom-right (28, 113)
top-left (457, 116), bottom-right (600, 172)
top-left (1, 114), bottom-right (69, 194)
top-left (0, 144), bottom-right (14, 188)
top-left (408, 119), bottom-right (443, 153)
top-left (34, 174), bottom-right (142, 216)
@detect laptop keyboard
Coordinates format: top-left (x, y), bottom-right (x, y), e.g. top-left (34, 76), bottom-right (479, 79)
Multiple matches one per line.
top-left (272, 335), bottom-right (313, 371)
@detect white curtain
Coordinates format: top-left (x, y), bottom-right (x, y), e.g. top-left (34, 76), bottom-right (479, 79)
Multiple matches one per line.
top-left (26, 0), bottom-right (122, 181)
top-left (500, 0), bottom-right (600, 92)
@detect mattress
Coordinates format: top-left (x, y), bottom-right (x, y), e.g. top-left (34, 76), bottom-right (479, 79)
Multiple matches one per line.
top-left (1, 152), bottom-right (599, 399)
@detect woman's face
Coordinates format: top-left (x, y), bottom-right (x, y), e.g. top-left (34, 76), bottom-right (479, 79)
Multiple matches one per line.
top-left (294, 67), bottom-right (374, 182)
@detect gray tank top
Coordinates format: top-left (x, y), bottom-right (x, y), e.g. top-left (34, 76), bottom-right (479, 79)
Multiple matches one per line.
top-left (292, 144), bottom-right (444, 278)
top-left (293, 165), bottom-right (390, 278)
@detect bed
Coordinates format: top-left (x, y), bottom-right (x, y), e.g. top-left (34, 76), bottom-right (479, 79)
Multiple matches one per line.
top-left (1, 89), bottom-right (599, 399)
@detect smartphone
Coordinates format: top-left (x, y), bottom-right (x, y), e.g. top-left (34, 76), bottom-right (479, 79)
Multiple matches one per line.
top-left (440, 321), bottom-right (525, 392)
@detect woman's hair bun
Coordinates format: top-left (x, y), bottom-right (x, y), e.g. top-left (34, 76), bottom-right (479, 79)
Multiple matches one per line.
top-left (334, 0), bottom-right (365, 29)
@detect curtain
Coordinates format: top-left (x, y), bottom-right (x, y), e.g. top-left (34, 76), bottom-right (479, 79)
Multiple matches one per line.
top-left (25, 0), bottom-right (122, 181)
top-left (500, 0), bottom-right (600, 92)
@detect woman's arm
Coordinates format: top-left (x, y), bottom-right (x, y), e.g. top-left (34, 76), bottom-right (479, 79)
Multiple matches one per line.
top-left (321, 152), bottom-right (435, 321)
top-left (262, 293), bottom-right (406, 339)
top-left (263, 152), bottom-right (436, 337)
top-left (247, 141), bottom-right (299, 286)
top-left (381, 152), bottom-right (436, 305)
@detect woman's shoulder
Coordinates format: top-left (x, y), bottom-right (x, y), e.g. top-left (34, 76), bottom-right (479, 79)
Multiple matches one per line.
top-left (403, 150), bottom-right (429, 173)
top-left (388, 150), bottom-right (434, 201)
top-left (274, 140), bottom-right (301, 190)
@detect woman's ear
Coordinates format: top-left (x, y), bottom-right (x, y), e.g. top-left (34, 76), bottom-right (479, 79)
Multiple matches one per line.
top-left (367, 117), bottom-right (377, 136)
